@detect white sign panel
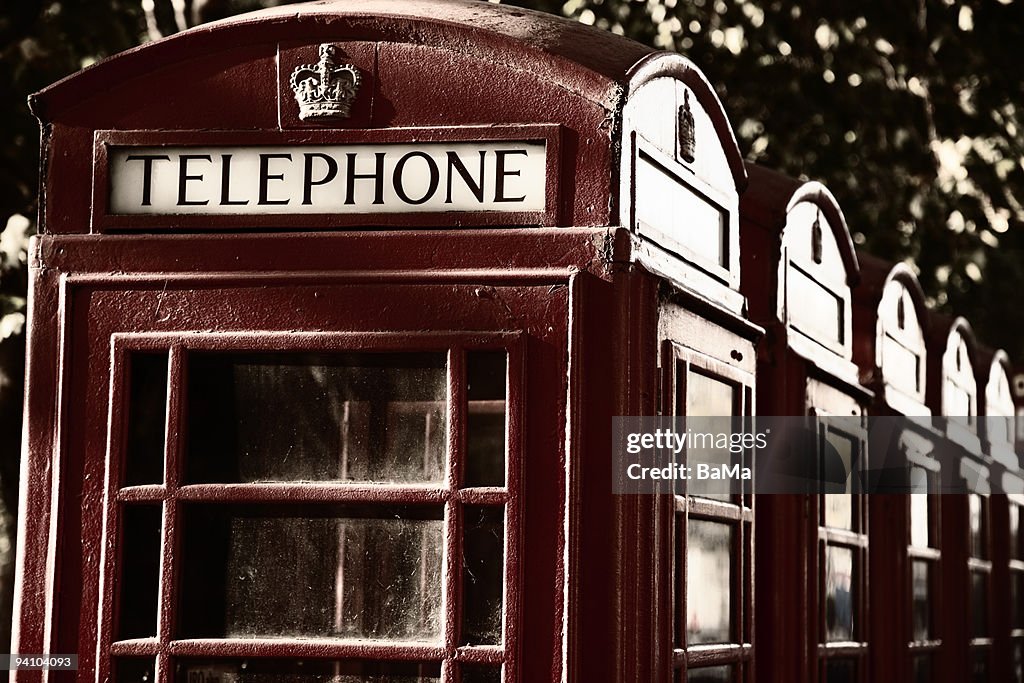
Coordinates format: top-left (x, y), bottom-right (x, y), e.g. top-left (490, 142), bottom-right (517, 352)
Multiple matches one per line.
top-left (108, 141), bottom-right (546, 215)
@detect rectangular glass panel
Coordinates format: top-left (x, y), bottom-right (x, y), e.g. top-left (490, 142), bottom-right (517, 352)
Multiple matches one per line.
top-left (789, 265), bottom-right (842, 346)
top-left (882, 333), bottom-right (921, 393)
top-left (909, 466), bottom-right (931, 548)
top-left (686, 666), bottom-right (731, 683)
top-left (969, 494), bottom-right (986, 559)
top-left (117, 505), bottom-right (161, 639)
top-left (972, 650), bottom-right (990, 683)
top-left (465, 351), bottom-right (507, 488)
top-left (124, 353), bottom-right (168, 486)
top-left (636, 150), bottom-right (727, 268)
top-left (686, 519), bottom-right (733, 644)
top-left (462, 505), bottom-right (505, 645)
top-left (912, 655), bottom-right (931, 683)
top-left (684, 370), bottom-right (736, 501)
top-left (175, 660), bottom-right (441, 683)
top-left (825, 545), bottom-right (855, 641)
top-left (1011, 503), bottom-right (1021, 560)
top-left (178, 504), bottom-right (443, 640)
top-left (823, 431), bottom-right (856, 531)
top-left (824, 659), bottom-right (857, 683)
top-left (1014, 641), bottom-right (1023, 683)
top-left (911, 560), bottom-right (931, 641)
top-left (461, 665), bottom-right (501, 683)
top-left (186, 353), bottom-right (447, 484)
top-left (116, 658), bottom-right (156, 683)
top-left (971, 570), bottom-right (989, 638)
top-left (1013, 572), bottom-right (1023, 629)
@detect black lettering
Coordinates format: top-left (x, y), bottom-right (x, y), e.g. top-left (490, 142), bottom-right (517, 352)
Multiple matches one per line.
top-left (494, 149), bottom-right (529, 203)
top-left (177, 154), bottom-right (212, 206)
top-left (445, 151), bottom-right (486, 203)
top-left (125, 154), bottom-right (170, 207)
top-left (394, 151), bottom-right (440, 205)
top-left (258, 153), bottom-right (292, 206)
top-left (345, 152), bottom-right (386, 205)
top-left (303, 153), bottom-right (339, 205)
top-left (219, 154), bottom-right (249, 206)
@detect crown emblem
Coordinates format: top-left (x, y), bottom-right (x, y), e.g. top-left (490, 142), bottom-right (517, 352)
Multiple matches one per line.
top-left (290, 44), bottom-right (361, 121)
top-left (678, 89), bottom-right (696, 163)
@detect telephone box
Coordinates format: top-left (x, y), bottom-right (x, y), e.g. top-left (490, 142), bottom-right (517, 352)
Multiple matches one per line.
top-left (850, 254), bottom-right (941, 682)
top-left (924, 314), bottom-right (992, 681)
top-left (739, 165), bottom-right (871, 683)
top-left (11, 2), bottom-right (758, 682)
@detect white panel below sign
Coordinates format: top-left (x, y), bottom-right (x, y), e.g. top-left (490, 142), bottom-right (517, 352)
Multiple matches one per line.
top-left (108, 141), bottom-right (546, 215)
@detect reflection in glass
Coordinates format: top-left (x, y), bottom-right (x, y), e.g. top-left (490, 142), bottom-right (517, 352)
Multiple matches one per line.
top-left (684, 370), bottom-right (736, 501)
top-left (971, 571), bottom-right (989, 638)
top-left (463, 506), bottom-right (505, 645)
top-left (908, 466), bottom-right (933, 548)
top-left (124, 353), bottom-right (168, 486)
top-left (972, 650), bottom-right (990, 683)
top-left (174, 660), bottom-right (441, 683)
top-left (186, 353), bottom-right (447, 484)
top-left (686, 520), bottom-right (732, 644)
top-left (825, 546), bottom-right (855, 642)
top-left (461, 665), bottom-right (501, 683)
top-left (118, 505), bottom-right (161, 639)
top-left (911, 560), bottom-right (931, 641)
top-left (825, 659), bottom-right (857, 683)
top-left (178, 505), bottom-right (444, 640)
top-left (116, 658), bottom-right (155, 683)
top-left (912, 655), bottom-right (931, 683)
top-left (1013, 572), bottom-right (1023, 630)
top-left (1014, 641), bottom-right (1023, 683)
top-left (969, 495), bottom-right (986, 559)
top-left (466, 352), bottom-right (507, 488)
top-left (1011, 504), bottom-right (1021, 560)
top-left (687, 665), bottom-right (731, 683)
top-left (823, 431), bottom-right (855, 530)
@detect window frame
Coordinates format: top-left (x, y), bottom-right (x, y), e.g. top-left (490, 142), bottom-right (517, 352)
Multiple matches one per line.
top-left (661, 340), bottom-right (755, 682)
top-left (98, 331), bottom-right (524, 683)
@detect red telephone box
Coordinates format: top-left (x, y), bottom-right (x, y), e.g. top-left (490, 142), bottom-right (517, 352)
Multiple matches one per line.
top-left (850, 254), bottom-right (941, 682)
top-left (739, 165), bottom-right (872, 683)
top-left (11, 2), bottom-right (758, 682)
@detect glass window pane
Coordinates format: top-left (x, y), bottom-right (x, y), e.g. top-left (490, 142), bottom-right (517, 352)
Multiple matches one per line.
top-left (971, 571), bottom-right (989, 638)
top-left (969, 495), bottom-right (987, 559)
top-left (684, 370), bottom-right (736, 502)
top-left (788, 264), bottom-right (843, 345)
top-left (911, 560), bottom-right (931, 641)
top-left (462, 505), bottom-right (505, 645)
top-left (1014, 641), bottom-right (1023, 683)
top-left (822, 431), bottom-right (856, 530)
top-left (465, 351), bottom-right (507, 488)
top-left (1013, 572), bottom-right (1023, 630)
top-left (825, 545), bottom-right (855, 642)
top-left (124, 353), bottom-right (168, 486)
top-left (824, 659), bottom-right (857, 683)
top-left (178, 505), bottom-right (444, 641)
top-left (687, 666), bottom-right (732, 683)
top-left (1011, 504), bottom-right (1021, 560)
top-left (116, 658), bottom-right (155, 683)
top-left (186, 353), bottom-right (447, 484)
top-left (117, 505), bottom-right (162, 639)
top-left (175, 660), bottom-right (441, 683)
top-left (461, 665), bottom-right (501, 683)
top-left (912, 655), bottom-right (932, 683)
top-left (686, 519), bottom-right (733, 644)
top-left (972, 650), bottom-right (990, 683)
top-left (909, 466), bottom-right (932, 548)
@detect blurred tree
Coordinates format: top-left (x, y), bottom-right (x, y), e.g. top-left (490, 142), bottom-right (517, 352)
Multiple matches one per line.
top-left (0, 0), bottom-right (1023, 648)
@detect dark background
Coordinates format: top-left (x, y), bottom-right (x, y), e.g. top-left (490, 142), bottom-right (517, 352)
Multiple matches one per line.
top-left (1, 0), bottom-right (1022, 650)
